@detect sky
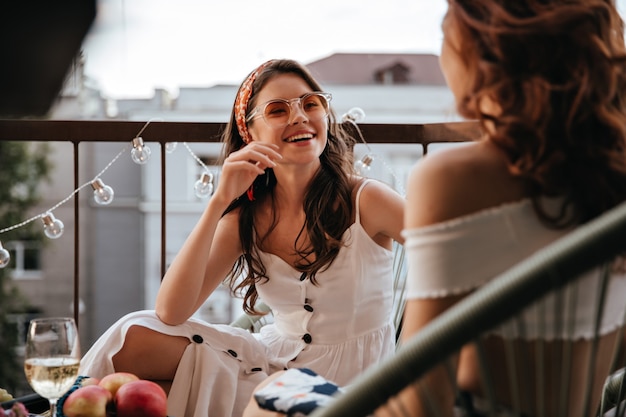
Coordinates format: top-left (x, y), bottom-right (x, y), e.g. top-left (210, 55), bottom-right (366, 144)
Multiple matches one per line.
top-left (81, 0), bottom-right (626, 99)
top-left (80, 0), bottom-right (448, 98)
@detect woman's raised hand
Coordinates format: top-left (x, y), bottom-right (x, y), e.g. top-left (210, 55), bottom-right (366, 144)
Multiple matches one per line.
top-left (216, 143), bottom-right (282, 202)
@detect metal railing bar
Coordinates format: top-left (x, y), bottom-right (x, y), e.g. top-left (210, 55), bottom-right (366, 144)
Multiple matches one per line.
top-left (0, 120), bottom-right (480, 145)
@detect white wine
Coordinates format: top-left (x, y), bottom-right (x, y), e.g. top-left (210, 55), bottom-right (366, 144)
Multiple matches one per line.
top-left (24, 357), bottom-right (79, 399)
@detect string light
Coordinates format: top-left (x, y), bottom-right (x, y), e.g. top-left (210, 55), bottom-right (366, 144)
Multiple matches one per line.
top-left (342, 108), bottom-right (375, 177)
top-left (342, 107), bottom-right (366, 124)
top-left (91, 178), bottom-right (115, 205)
top-left (341, 107), bottom-right (405, 195)
top-left (42, 212), bottom-right (64, 239)
top-left (165, 142), bottom-right (178, 153)
top-left (355, 155), bottom-right (373, 176)
top-left (0, 120), bottom-right (153, 242)
top-left (194, 172), bottom-right (214, 199)
top-left (131, 137), bottom-right (152, 164)
top-left (183, 142), bottom-right (217, 199)
top-left (0, 119), bottom-right (212, 242)
top-left (0, 241), bottom-right (10, 268)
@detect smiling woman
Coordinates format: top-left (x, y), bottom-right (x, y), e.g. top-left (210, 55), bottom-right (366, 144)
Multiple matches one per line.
top-left (77, 58), bottom-right (406, 417)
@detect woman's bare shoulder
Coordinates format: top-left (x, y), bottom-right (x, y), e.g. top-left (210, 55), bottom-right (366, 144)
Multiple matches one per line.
top-left (352, 177), bottom-right (404, 211)
top-left (355, 177), bottom-right (406, 244)
top-left (406, 141), bottom-right (526, 227)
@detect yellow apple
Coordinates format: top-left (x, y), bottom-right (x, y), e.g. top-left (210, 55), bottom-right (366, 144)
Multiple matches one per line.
top-left (80, 377), bottom-right (101, 387)
top-left (98, 372), bottom-right (139, 397)
top-left (0, 388), bottom-right (13, 402)
top-left (62, 385), bottom-right (112, 417)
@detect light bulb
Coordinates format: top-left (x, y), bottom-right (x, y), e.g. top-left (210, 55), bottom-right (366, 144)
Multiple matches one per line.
top-left (131, 137), bottom-right (152, 164)
top-left (342, 107), bottom-right (366, 123)
top-left (91, 178), bottom-right (115, 205)
top-left (165, 142), bottom-right (178, 153)
top-left (0, 242), bottom-right (10, 268)
top-left (42, 212), bottom-right (64, 239)
top-left (355, 155), bottom-right (373, 176)
top-left (194, 172), bottom-right (214, 199)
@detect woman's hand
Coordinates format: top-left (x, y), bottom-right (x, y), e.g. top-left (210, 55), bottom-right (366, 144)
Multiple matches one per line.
top-left (214, 142), bottom-right (282, 203)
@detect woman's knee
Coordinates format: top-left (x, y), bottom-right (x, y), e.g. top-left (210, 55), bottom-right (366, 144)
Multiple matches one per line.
top-left (112, 325), bottom-right (189, 381)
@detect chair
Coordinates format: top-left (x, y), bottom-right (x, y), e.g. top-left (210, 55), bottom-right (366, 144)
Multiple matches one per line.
top-left (309, 200), bottom-right (626, 417)
top-left (230, 241), bottom-right (409, 344)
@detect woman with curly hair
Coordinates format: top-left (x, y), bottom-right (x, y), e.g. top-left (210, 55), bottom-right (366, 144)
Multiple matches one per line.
top-left (79, 59), bottom-right (405, 417)
top-left (397, 0), bottom-right (626, 416)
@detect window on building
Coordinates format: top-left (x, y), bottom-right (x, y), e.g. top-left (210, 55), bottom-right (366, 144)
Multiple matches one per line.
top-left (5, 240), bottom-right (42, 279)
top-left (374, 62), bottom-right (411, 85)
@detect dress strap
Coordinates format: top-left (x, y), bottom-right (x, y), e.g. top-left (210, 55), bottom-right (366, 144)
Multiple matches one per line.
top-left (354, 179), bottom-right (372, 224)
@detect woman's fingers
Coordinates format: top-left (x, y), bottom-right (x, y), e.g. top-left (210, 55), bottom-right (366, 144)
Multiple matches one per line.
top-left (227, 143), bottom-right (281, 172)
top-left (215, 144), bottom-right (281, 201)
top-left (239, 142), bottom-right (281, 160)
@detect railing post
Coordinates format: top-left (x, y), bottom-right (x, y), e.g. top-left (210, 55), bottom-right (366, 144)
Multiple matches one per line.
top-left (73, 141), bottom-right (80, 328)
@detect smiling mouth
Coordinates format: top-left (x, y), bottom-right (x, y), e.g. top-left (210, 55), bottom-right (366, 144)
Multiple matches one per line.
top-left (284, 133), bottom-right (314, 143)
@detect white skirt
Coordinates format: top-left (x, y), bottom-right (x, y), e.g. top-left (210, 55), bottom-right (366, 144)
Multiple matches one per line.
top-left (79, 310), bottom-right (276, 417)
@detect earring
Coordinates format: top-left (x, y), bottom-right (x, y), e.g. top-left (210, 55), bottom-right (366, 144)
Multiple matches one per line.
top-left (246, 185), bottom-right (255, 201)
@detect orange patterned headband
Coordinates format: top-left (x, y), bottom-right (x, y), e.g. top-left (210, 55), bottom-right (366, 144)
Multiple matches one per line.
top-left (234, 60), bottom-right (274, 144)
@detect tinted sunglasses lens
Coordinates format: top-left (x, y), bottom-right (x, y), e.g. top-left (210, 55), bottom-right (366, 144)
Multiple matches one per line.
top-left (302, 94), bottom-right (329, 117)
top-left (263, 101), bottom-right (290, 125)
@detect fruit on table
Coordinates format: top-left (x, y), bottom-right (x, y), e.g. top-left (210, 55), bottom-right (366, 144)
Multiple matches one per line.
top-left (0, 388), bottom-right (13, 402)
top-left (97, 372), bottom-right (139, 397)
top-left (59, 373), bottom-right (168, 417)
top-left (79, 377), bottom-right (100, 387)
top-left (62, 385), bottom-right (112, 417)
top-left (114, 380), bottom-right (167, 417)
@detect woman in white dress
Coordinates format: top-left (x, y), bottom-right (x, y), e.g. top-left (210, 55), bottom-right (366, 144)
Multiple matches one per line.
top-left (79, 59), bottom-right (405, 417)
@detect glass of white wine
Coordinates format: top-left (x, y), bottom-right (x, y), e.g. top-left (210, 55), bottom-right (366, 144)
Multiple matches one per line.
top-left (24, 317), bottom-right (80, 417)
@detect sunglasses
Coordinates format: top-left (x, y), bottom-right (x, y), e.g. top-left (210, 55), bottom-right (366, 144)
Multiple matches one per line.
top-left (246, 92), bottom-right (332, 129)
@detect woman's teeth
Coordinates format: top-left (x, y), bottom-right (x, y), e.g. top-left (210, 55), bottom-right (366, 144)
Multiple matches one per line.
top-left (285, 133), bottom-right (313, 143)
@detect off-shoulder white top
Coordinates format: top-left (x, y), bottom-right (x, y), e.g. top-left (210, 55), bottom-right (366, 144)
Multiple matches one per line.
top-left (402, 199), bottom-right (626, 340)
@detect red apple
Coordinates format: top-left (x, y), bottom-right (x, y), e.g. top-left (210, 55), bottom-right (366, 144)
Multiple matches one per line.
top-left (98, 372), bottom-right (140, 397)
top-left (62, 385), bottom-right (112, 417)
top-left (114, 380), bottom-right (167, 417)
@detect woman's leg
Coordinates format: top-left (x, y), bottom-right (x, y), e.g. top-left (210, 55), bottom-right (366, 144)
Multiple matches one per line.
top-left (242, 371), bottom-right (286, 417)
top-left (111, 325), bottom-right (189, 394)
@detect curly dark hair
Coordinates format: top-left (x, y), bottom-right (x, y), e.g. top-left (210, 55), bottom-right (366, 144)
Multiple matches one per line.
top-left (447, 0), bottom-right (626, 226)
top-left (219, 59), bottom-right (358, 314)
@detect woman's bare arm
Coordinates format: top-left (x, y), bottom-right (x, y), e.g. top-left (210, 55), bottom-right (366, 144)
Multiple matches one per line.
top-left (155, 142), bottom-right (281, 325)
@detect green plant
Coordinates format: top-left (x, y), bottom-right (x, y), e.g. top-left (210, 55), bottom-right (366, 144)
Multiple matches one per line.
top-left (0, 141), bottom-right (51, 392)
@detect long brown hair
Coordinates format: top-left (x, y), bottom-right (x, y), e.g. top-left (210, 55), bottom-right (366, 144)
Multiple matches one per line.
top-left (448, 0), bottom-right (626, 226)
top-left (219, 59), bottom-right (357, 314)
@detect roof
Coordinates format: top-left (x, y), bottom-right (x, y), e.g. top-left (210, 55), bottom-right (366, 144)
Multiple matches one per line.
top-left (305, 53), bottom-right (446, 86)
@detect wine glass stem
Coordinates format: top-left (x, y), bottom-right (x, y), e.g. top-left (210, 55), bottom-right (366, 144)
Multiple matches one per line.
top-left (49, 398), bottom-right (57, 417)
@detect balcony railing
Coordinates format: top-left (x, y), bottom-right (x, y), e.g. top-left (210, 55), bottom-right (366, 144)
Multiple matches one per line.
top-left (0, 119), bottom-right (480, 332)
